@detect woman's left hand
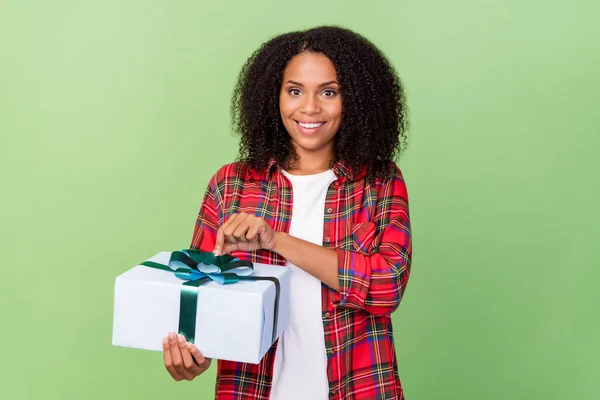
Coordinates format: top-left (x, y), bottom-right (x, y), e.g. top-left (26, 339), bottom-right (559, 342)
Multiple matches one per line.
top-left (213, 213), bottom-right (279, 256)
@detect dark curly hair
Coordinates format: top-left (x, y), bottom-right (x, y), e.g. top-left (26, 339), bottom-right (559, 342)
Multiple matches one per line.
top-left (230, 25), bottom-right (408, 182)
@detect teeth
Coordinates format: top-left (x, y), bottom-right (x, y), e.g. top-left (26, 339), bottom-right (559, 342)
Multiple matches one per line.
top-left (299, 122), bottom-right (323, 129)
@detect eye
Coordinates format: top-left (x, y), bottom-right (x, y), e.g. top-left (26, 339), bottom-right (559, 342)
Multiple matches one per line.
top-left (322, 89), bottom-right (336, 97)
top-left (288, 88), bottom-right (301, 96)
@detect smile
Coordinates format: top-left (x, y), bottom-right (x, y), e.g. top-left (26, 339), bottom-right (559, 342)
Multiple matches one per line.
top-left (297, 121), bottom-right (325, 129)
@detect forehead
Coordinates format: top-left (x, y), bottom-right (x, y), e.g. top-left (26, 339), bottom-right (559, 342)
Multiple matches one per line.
top-left (282, 52), bottom-right (338, 84)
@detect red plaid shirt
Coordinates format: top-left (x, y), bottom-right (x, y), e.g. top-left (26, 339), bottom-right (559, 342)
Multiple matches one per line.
top-left (190, 159), bottom-right (412, 400)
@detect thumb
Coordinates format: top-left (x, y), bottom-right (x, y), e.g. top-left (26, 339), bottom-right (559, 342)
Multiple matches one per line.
top-left (219, 242), bottom-right (237, 256)
top-left (213, 230), bottom-right (225, 255)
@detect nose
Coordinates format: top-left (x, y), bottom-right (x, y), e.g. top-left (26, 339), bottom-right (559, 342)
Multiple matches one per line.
top-left (301, 94), bottom-right (321, 115)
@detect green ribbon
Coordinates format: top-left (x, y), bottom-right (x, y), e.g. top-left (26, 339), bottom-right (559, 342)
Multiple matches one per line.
top-left (140, 250), bottom-right (280, 346)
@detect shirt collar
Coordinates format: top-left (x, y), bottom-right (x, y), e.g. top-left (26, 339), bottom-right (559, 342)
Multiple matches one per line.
top-left (265, 157), bottom-right (362, 181)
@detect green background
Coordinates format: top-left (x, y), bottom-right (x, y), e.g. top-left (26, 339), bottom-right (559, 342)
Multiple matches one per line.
top-left (1, 0), bottom-right (598, 399)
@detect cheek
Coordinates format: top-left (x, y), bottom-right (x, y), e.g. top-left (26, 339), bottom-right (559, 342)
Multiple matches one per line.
top-left (280, 104), bottom-right (296, 122)
top-left (329, 102), bottom-right (342, 133)
top-left (279, 102), bottom-right (294, 132)
top-left (279, 92), bottom-right (290, 115)
top-left (326, 99), bottom-right (342, 120)
top-left (280, 106), bottom-right (293, 126)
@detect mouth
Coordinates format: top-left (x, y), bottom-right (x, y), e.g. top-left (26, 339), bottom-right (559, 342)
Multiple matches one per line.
top-left (295, 120), bottom-right (326, 135)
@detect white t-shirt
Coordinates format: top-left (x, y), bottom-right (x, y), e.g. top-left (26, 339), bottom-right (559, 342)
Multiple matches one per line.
top-left (269, 169), bottom-right (338, 400)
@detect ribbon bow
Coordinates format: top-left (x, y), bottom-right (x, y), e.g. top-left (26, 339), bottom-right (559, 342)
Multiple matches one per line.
top-left (167, 249), bottom-right (254, 284)
top-left (140, 250), bottom-right (280, 346)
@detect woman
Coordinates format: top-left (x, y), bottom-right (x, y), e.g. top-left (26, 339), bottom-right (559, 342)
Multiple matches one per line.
top-left (162, 25), bottom-right (412, 400)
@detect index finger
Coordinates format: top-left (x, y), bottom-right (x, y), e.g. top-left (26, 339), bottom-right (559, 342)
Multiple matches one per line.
top-left (214, 213), bottom-right (237, 255)
top-left (214, 226), bottom-right (225, 256)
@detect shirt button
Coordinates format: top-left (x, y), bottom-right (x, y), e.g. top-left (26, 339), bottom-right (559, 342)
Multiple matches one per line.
top-left (326, 207), bottom-right (333, 213)
top-left (325, 312), bottom-right (331, 318)
top-left (324, 237), bottom-right (330, 243)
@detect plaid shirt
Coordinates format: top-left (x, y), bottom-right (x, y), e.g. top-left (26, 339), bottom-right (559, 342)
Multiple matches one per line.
top-left (190, 159), bottom-right (412, 400)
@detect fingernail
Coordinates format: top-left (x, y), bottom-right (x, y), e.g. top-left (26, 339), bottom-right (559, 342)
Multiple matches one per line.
top-left (169, 332), bottom-right (175, 339)
top-left (178, 334), bottom-right (185, 343)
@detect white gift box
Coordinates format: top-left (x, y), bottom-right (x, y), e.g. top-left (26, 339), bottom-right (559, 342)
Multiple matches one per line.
top-left (112, 251), bottom-right (289, 364)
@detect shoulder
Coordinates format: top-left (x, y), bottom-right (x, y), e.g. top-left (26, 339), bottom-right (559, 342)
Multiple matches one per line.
top-left (372, 162), bottom-right (407, 186)
top-left (210, 162), bottom-right (243, 182)
top-left (208, 161), bottom-right (264, 188)
top-left (373, 163), bottom-right (408, 200)
top-left (388, 162), bottom-right (406, 181)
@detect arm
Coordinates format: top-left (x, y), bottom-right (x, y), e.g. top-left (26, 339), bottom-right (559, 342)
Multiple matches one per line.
top-left (275, 171), bottom-right (411, 315)
top-left (212, 168), bottom-right (412, 315)
top-left (334, 173), bottom-right (411, 315)
top-left (271, 233), bottom-right (340, 291)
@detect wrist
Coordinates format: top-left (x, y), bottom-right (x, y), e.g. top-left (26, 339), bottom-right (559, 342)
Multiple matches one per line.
top-left (271, 231), bottom-right (287, 254)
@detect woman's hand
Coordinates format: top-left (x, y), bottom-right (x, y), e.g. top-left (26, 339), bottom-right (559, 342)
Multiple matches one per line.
top-left (213, 213), bottom-right (278, 256)
top-left (163, 332), bottom-right (211, 381)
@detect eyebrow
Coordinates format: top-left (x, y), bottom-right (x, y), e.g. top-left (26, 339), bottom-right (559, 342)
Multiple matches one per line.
top-left (285, 80), bottom-right (339, 87)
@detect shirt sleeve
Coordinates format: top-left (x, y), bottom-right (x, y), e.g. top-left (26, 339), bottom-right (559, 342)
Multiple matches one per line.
top-left (189, 174), bottom-right (220, 252)
top-left (334, 169), bottom-right (412, 315)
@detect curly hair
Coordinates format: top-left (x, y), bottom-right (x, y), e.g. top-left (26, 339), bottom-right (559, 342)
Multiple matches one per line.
top-left (230, 25), bottom-right (408, 182)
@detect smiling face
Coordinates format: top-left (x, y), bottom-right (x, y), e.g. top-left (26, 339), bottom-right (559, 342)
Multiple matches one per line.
top-left (279, 52), bottom-right (342, 164)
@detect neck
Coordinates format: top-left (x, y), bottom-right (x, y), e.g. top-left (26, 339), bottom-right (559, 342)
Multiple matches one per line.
top-left (286, 147), bottom-right (335, 175)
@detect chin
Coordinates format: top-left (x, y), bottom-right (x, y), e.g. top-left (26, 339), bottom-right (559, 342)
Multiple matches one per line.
top-left (294, 138), bottom-right (335, 152)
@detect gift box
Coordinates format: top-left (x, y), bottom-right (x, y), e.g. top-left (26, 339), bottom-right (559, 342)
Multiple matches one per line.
top-left (112, 250), bottom-right (289, 364)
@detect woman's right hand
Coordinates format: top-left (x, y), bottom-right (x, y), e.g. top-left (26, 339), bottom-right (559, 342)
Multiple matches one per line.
top-left (163, 332), bottom-right (212, 381)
